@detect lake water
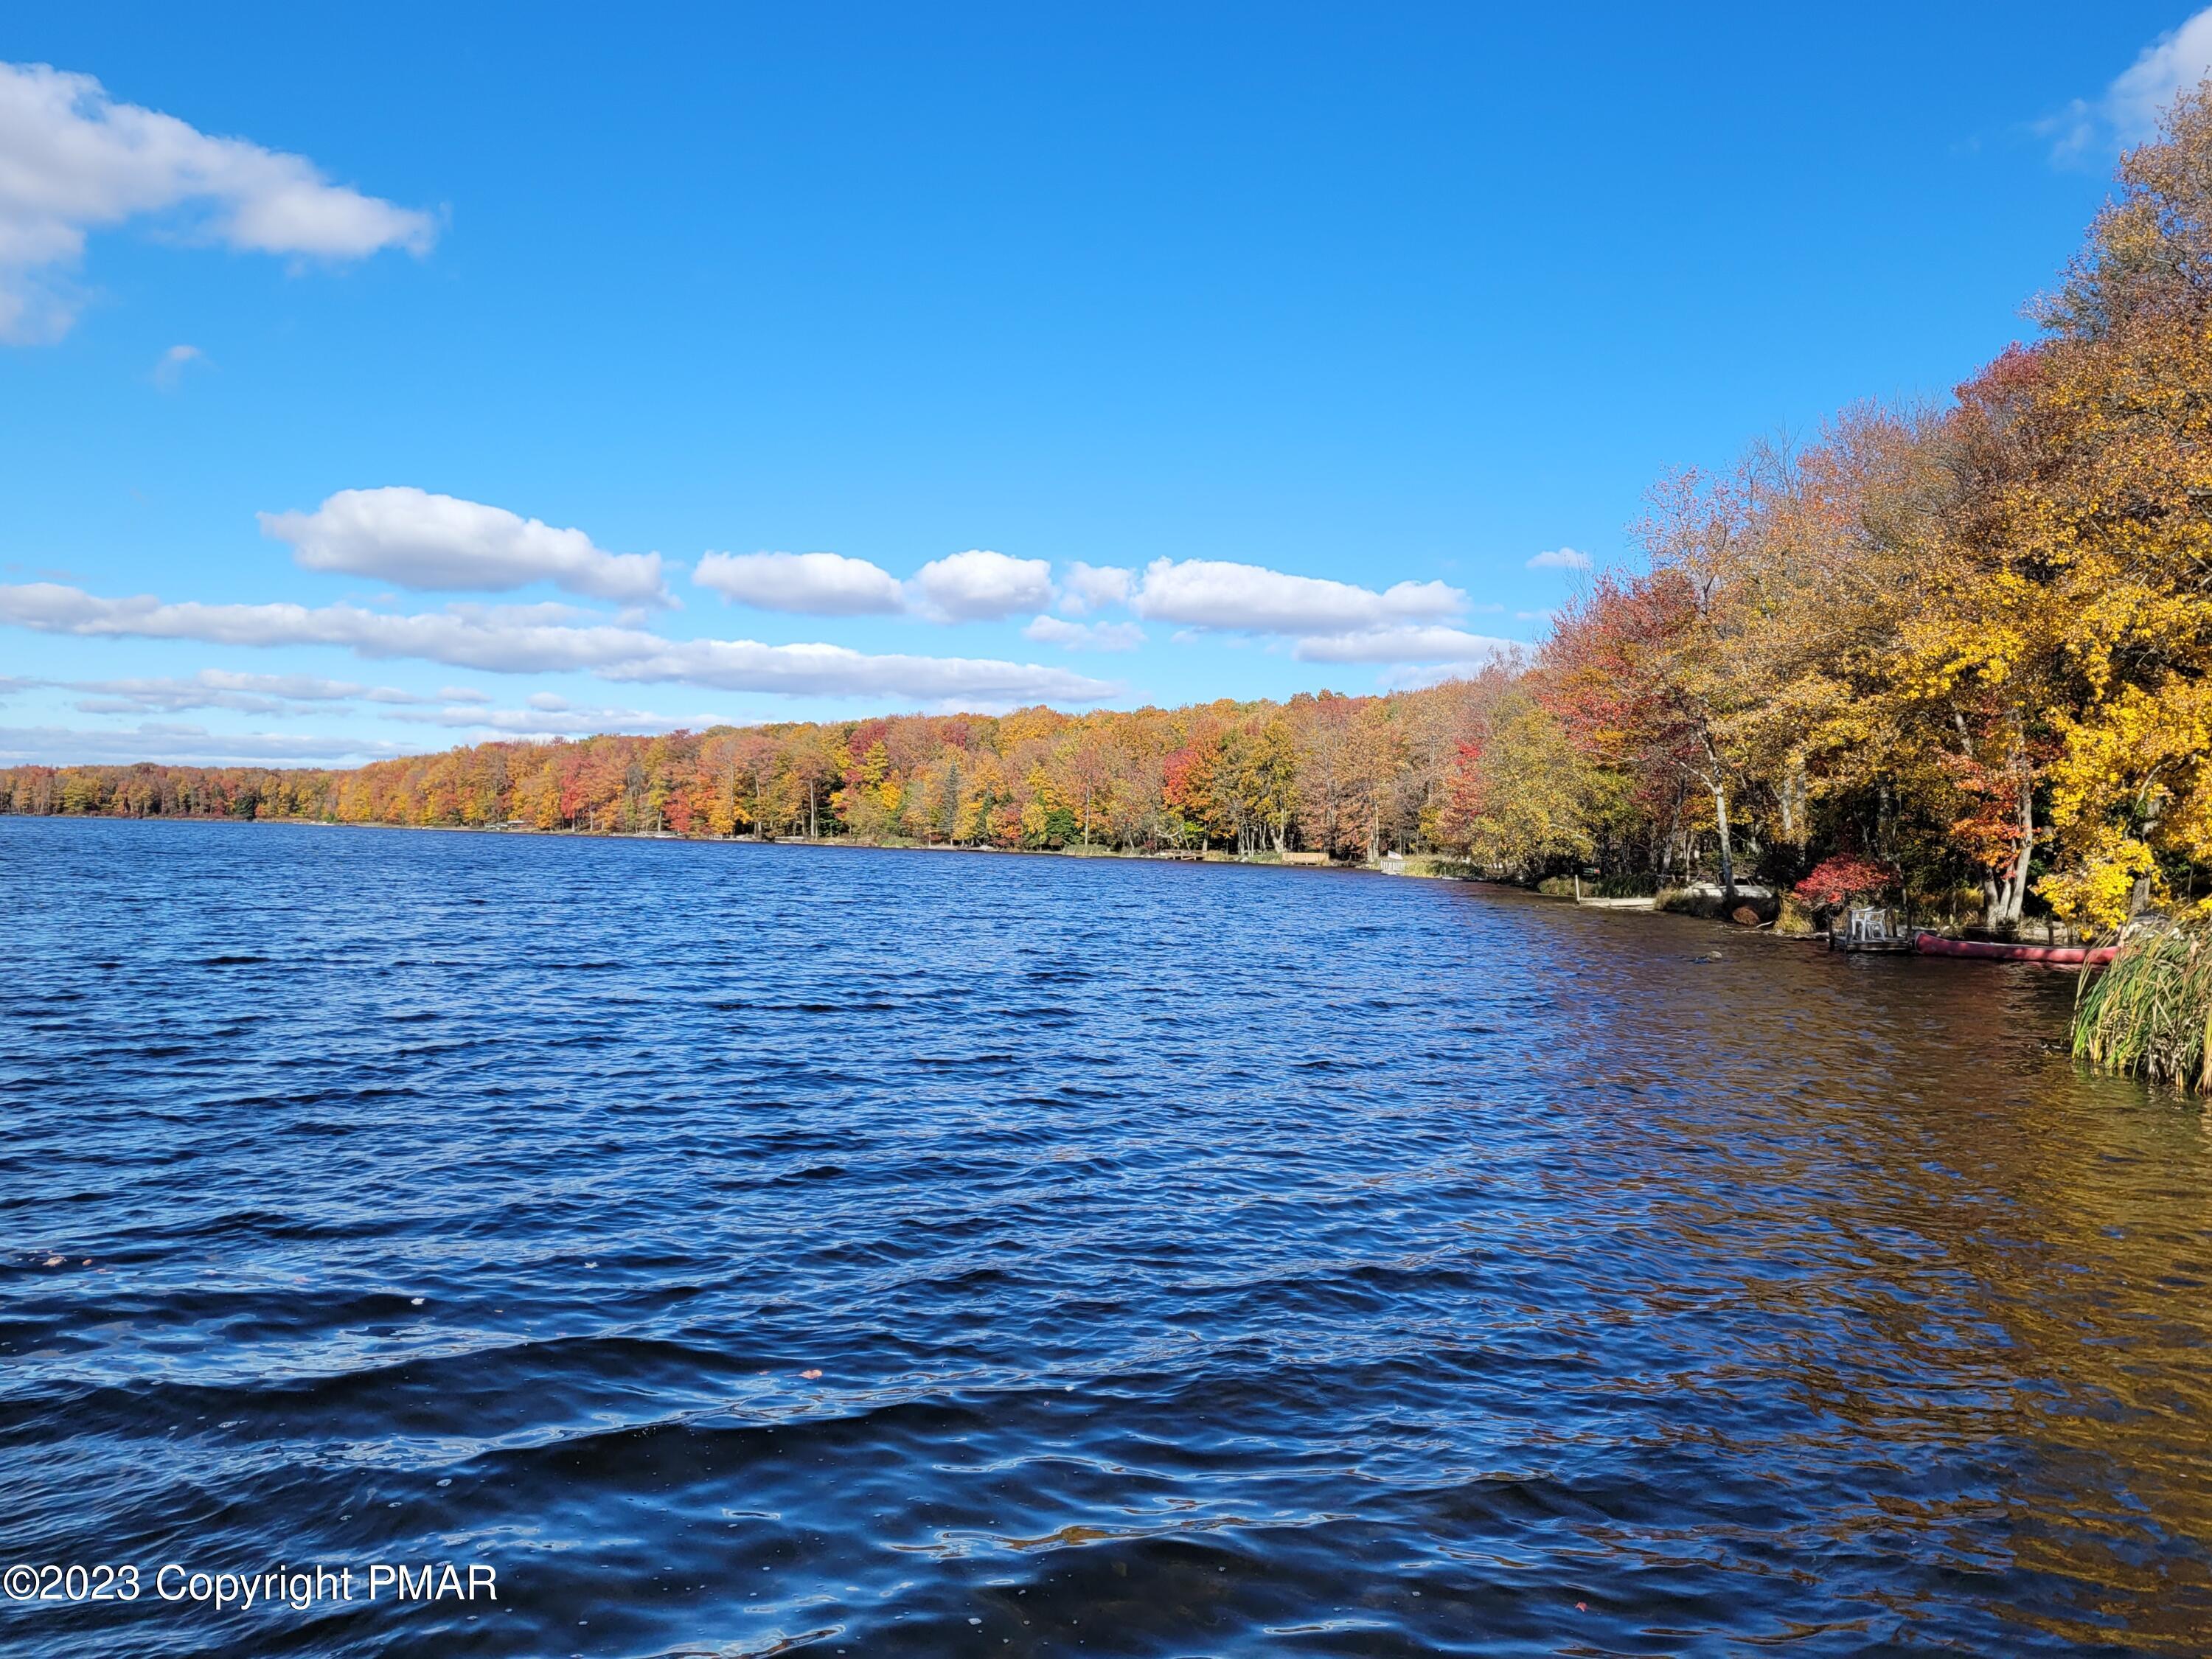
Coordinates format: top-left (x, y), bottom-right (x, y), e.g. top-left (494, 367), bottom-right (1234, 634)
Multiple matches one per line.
top-left (3, 816), bottom-right (2209, 1656)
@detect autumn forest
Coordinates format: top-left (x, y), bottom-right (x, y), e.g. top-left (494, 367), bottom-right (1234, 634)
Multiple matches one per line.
top-left (13, 90), bottom-right (2212, 933)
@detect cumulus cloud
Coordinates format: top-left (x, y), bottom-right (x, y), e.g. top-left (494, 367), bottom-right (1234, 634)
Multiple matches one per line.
top-left (0, 582), bottom-right (1118, 705)
top-left (2047, 7), bottom-right (2212, 158)
top-left (0, 61), bottom-right (436, 342)
top-left (1526, 546), bottom-right (1590, 571)
top-left (1059, 562), bottom-right (1133, 617)
top-left (1127, 557), bottom-right (1464, 635)
top-left (693, 550), bottom-right (905, 616)
top-left (1292, 625), bottom-right (1517, 666)
top-left (695, 547), bottom-right (1102, 626)
top-left (908, 549), bottom-right (1055, 622)
top-left (260, 487), bottom-right (671, 608)
top-left (0, 722), bottom-right (408, 765)
top-left (1023, 614), bottom-right (1146, 652)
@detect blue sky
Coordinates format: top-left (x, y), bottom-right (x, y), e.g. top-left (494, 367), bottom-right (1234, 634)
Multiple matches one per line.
top-left (1, 3), bottom-right (2205, 764)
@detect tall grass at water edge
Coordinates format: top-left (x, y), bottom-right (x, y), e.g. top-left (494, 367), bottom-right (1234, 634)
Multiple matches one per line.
top-left (2073, 915), bottom-right (2212, 1091)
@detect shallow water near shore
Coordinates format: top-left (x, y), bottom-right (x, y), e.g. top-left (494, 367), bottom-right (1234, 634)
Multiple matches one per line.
top-left (3, 815), bottom-right (2209, 1657)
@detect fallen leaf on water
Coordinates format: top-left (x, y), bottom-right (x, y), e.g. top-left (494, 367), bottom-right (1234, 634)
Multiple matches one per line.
top-left (44, 1256), bottom-right (64, 1267)
top-left (799, 1368), bottom-right (824, 1380)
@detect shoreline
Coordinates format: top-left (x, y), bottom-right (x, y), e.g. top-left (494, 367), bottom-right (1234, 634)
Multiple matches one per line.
top-left (18, 810), bottom-right (1470, 874)
top-left (9, 813), bottom-right (2095, 964)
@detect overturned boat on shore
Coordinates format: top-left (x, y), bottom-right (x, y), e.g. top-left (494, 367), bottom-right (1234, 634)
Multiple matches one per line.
top-left (1913, 932), bottom-right (2118, 967)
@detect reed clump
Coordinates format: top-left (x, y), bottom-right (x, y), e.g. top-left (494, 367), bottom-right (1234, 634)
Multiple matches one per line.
top-left (2073, 915), bottom-right (2212, 1091)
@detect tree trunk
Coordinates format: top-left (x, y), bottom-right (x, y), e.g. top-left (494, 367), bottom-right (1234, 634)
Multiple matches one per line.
top-left (1712, 781), bottom-right (1736, 899)
top-left (1992, 771), bottom-right (2034, 930)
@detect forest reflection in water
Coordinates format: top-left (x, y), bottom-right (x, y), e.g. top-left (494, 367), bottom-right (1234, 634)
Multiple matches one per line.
top-left (1514, 911), bottom-right (2212, 1652)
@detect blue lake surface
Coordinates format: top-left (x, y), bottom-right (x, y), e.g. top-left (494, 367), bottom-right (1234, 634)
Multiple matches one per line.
top-left (2, 815), bottom-right (2209, 1656)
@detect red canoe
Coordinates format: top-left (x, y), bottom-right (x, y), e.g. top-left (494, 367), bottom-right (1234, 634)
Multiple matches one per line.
top-left (1913, 931), bottom-right (2117, 967)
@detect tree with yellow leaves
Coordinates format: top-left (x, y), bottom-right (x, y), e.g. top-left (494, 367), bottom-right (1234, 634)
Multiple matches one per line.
top-left (1918, 86), bottom-right (2212, 926)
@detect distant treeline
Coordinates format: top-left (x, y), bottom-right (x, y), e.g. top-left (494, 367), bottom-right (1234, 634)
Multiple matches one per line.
top-left (0, 686), bottom-right (1495, 863)
top-left (13, 94), bottom-right (2212, 931)
top-left (5, 764), bottom-right (337, 824)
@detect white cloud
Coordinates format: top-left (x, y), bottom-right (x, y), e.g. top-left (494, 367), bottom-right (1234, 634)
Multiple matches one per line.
top-left (390, 700), bottom-right (703, 737)
top-left (0, 580), bottom-right (681, 671)
top-left (0, 582), bottom-right (1119, 705)
top-left (692, 549), bottom-right (905, 616)
top-left (59, 668), bottom-right (431, 715)
top-left (700, 548), bottom-right (1101, 626)
top-left (437, 599), bottom-right (599, 627)
top-left (909, 549), bottom-right (1054, 621)
top-left (152, 341), bottom-right (203, 389)
top-left (2047, 7), bottom-right (2212, 158)
top-left (260, 487), bottom-right (671, 608)
top-left (1059, 562), bottom-right (1133, 617)
top-left (176, 669), bottom-right (382, 700)
top-left (0, 61), bottom-right (436, 342)
top-left (1023, 615), bottom-right (1146, 652)
top-left (2109, 10), bottom-right (2212, 139)
top-left (1292, 625), bottom-right (1517, 665)
top-left (1127, 557), bottom-right (1464, 635)
top-left (0, 722), bottom-right (407, 765)
top-left (602, 639), bottom-right (1114, 703)
top-left (1526, 546), bottom-right (1590, 571)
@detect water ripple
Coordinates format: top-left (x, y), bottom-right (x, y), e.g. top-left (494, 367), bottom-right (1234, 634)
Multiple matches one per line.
top-left (2, 818), bottom-right (2209, 1655)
